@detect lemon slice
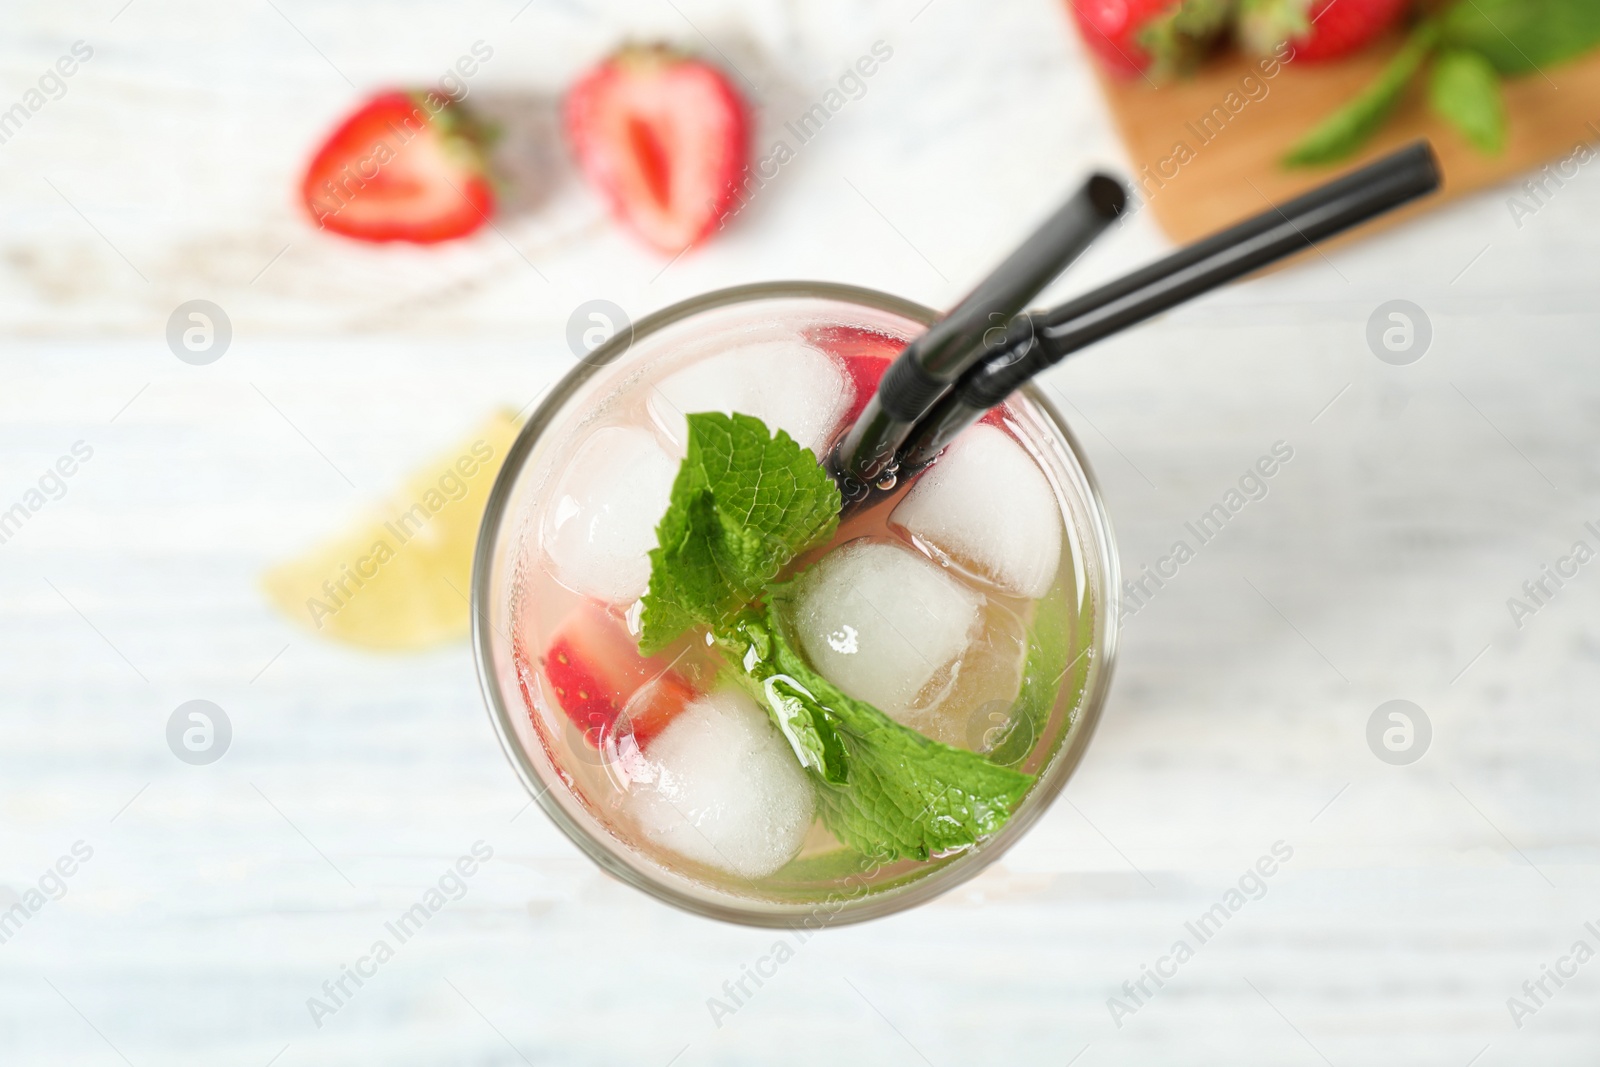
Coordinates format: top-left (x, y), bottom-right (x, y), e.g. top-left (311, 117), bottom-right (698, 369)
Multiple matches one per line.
top-left (262, 410), bottom-right (520, 650)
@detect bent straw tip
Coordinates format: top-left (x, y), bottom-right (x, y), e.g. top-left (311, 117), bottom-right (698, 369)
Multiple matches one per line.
top-left (1086, 174), bottom-right (1128, 219)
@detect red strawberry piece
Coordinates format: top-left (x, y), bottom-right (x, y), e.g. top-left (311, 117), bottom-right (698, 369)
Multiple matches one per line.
top-left (979, 406), bottom-right (1010, 429)
top-left (617, 674), bottom-right (698, 750)
top-left (540, 602), bottom-right (695, 749)
top-left (804, 325), bottom-right (904, 428)
top-left (1069, 0), bottom-right (1234, 79)
top-left (565, 46), bottom-right (749, 254)
top-left (302, 90), bottom-right (494, 244)
top-left (806, 323), bottom-right (1015, 437)
top-left (1238, 0), bottom-right (1409, 63)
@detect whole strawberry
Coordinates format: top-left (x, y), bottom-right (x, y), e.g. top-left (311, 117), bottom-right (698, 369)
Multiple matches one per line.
top-left (301, 90), bottom-right (495, 244)
top-left (565, 45), bottom-right (749, 253)
top-left (1069, 0), bottom-right (1235, 79)
top-left (1239, 0), bottom-right (1411, 63)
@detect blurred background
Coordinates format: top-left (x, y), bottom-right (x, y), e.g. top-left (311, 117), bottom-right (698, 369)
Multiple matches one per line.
top-left (4, 0), bottom-right (1600, 1063)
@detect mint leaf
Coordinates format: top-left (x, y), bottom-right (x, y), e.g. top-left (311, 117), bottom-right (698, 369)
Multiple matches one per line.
top-left (640, 412), bottom-right (839, 654)
top-left (640, 411), bottom-right (1035, 863)
top-left (721, 610), bottom-right (851, 785)
top-left (1283, 22), bottom-right (1440, 168)
top-left (1440, 0), bottom-right (1600, 75)
top-left (1429, 49), bottom-right (1508, 154)
top-left (722, 597), bottom-right (1035, 863)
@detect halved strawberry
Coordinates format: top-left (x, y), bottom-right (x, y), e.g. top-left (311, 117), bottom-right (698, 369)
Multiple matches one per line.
top-left (564, 46), bottom-right (749, 254)
top-left (302, 90), bottom-right (494, 244)
top-left (540, 602), bottom-right (695, 749)
top-left (1238, 0), bottom-right (1410, 63)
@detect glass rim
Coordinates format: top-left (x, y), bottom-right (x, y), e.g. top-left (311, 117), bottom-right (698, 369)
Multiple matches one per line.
top-left (470, 280), bottom-right (1121, 927)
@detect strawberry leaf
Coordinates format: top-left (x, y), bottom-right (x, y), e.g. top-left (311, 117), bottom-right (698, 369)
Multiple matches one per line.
top-left (1235, 0), bottom-right (1312, 58)
top-left (1283, 22), bottom-right (1440, 168)
top-left (1134, 0), bottom-right (1236, 80)
top-left (1429, 49), bottom-right (1508, 155)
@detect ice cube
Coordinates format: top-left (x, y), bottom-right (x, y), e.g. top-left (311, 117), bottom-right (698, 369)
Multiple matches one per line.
top-left (896, 599), bottom-right (1027, 752)
top-left (790, 539), bottom-right (982, 720)
top-left (542, 425), bottom-right (677, 604)
top-left (890, 424), bottom-right (1062, 599)
top-left (647, 340), bottom-right (853, 456)
top-left (624, 688), bottom-right (815, 879)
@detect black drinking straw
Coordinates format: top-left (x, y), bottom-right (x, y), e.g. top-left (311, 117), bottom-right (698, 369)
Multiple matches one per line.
top-left (893, 141), bottom-right (1442, 474)
top-left (832, 174), bottom-right (1127, 498)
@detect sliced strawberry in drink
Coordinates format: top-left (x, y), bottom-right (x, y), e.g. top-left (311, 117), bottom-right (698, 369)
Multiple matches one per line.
top-left (564, 46), bottom-right (749, 253)
top-left (617, 674), bottom-right (699, 749)
top-left (542, 635), bottom-right (618, 745)
top-left (540, 602), bottom-right (695, 749)
top-left (301, 90), bottom-right (494, 244)
top-left (805, 325), bottom-right (903, 428)
top-left (807, 324), bottom-right (1015, 435)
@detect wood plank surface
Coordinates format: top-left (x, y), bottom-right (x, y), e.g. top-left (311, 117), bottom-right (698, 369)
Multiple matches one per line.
top-left (3, 2), bottom-right (1600, 1064)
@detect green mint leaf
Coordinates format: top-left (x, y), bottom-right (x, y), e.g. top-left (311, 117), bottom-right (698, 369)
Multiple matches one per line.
top-left (1429, 49), bottom-right (1508, 155)
top-left (1440, 0), bottom-right (1600, 76)
top-left (721, 611), bottom-right (851, 785)
top-left (1283, 22), bottom-right (1440, 168)
top-left (986, 575), bottom-right (1091, 767)
top-left (640, 412), bottom-right (840, 654)
top-left (638, 409), bottom-right (1034, 863)
top-left (722, 597), bottom-right (1035, 863)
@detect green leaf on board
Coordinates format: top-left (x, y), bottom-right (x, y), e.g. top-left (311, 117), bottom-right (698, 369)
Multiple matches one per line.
top-left (1440, 0), bottom-right (1600, 76)
top-left (1429, 48), bottom-right (1508, 154)
top-left (1283, 22), bottom-right (1441, 168)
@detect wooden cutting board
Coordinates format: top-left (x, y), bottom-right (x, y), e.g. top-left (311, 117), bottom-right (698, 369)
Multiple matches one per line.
top-left (1094, 32), bottom-right (1600, 242)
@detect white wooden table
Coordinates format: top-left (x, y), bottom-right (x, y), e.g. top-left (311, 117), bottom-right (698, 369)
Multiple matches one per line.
top-left (3, 1), bottom-right (1599, 1063)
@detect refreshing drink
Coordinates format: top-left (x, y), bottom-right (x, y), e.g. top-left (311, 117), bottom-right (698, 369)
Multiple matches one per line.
top-left (473, 284), bottom-right (1117, 925)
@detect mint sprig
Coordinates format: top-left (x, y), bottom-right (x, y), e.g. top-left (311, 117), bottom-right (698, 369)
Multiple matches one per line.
top-left (640, 412), bottom-right (839, 655)
top-left (722, 600), bottom-right (1034, 861)
top-left (640, 411), bottom-right (1036, 863)
top-left (1284, 0), bottom-right (1600, 166)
